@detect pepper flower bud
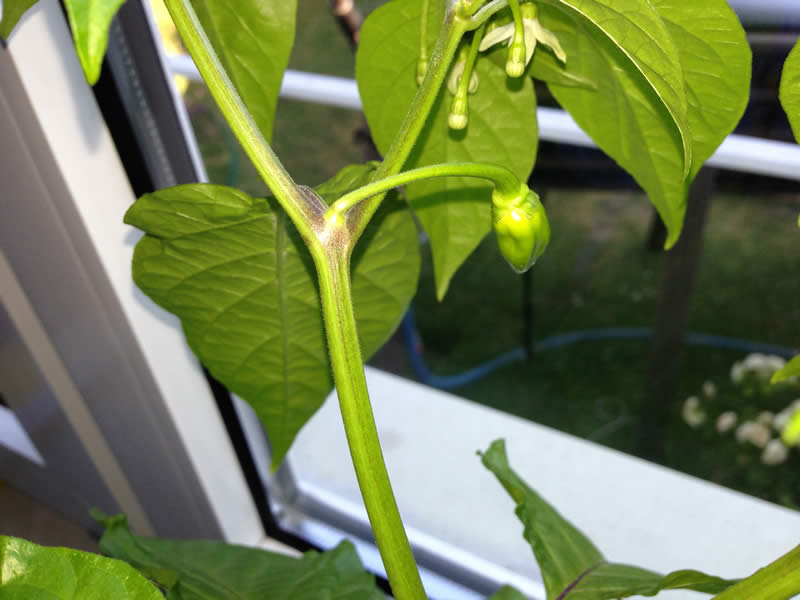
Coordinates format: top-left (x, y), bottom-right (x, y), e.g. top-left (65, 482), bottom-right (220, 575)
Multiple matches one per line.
top-left (492, 183), bottom-right (550, 273)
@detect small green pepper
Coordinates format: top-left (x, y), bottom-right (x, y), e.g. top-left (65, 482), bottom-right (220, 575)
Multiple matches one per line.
top-left (492, 183), bottom-right (550, 273)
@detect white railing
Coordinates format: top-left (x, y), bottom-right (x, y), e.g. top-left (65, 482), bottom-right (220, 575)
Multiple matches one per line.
top-left (168, 54), bottom-right (800, 184)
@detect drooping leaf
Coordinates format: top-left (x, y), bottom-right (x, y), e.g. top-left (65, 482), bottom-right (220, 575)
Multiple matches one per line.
top-left (125, 164), bottom-right (419, 467)
top-left (566, 563), bottom-right (734, 599)
top-left (357, 0), bottom-right (538, 300)
top-left (96, 513), bottom-right (385, 600)
top-left (780, 39), bottom-right (800, 144)
top-left (0, 0), bottom-right (38, 40)
top-left (480, 439), bottom-right (604, 599)
top-left (480, 440), bottom-right (736, 600)
top-left (63, 0), bottom-right (127, 85)
top-left (0, 535), bottom-right (162, 599)
top-left (772, 355), bottom-right (800, 384)
top-left (190, 0), bottom-right (296, 142)
top-left (650, 0), bottom-right (751, 181)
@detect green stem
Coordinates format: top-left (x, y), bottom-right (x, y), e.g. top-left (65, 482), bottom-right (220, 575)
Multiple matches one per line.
top-left (312, 245), bottom-right (426, 600)
top-left (162, 0), bottom-right (321, 241)
top-left (712, 546), bottom-right (800, 600)
top-left (347, 6), bottom-right (468, 242)
top-left (327, 162), bottom-right (520, 219)
top-left (508, 0), bottom-right (524, 40)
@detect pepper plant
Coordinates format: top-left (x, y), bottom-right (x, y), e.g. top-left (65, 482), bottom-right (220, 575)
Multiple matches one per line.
top-left (3, 0), bottom-right (800, 599)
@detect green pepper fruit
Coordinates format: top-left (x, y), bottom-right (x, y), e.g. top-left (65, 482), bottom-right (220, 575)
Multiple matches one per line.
top-left (492, 183), bottom-right (550, 273)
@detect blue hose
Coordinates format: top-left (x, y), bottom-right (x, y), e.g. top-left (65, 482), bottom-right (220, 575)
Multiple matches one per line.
top-left (401, 310), bottom-right (799, 391)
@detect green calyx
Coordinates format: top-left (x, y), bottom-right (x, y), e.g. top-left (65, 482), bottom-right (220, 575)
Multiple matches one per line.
top-left (492, 183), bottom-right (550, 273)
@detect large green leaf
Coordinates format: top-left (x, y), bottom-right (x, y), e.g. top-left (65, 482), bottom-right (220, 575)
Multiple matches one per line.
top-left (480, 440), bottom-right (736, 600)
top-left (541, 0), bottom-right (692, 181)
top-left (191, 0), bottom-right (296, 142)
top-left (356, 0), bottom-right (538, 300)
top-left (125, 164), bottom-right (420, 467)
top-left (772, 355), bottom-right (800, 384)
top-left (0, 535), bottom-right (162, 599)
top-left (96, 513), bottom-right (384, 599)
top-left (542, 0), bottom-right (748, 246)
top-left (650, 0), bottom-right (751, 181)
top-left (0, 0), bottom-right (38, 40)
top-left (64, 0), bottom-right (127, 85)
top-left (781, 39), bottom-right (800, 144)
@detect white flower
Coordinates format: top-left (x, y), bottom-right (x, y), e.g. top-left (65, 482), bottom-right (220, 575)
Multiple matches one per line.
top-left (479, 4), bottom-right (566, 71)
top-left (447, 60), bottom-right (480, 96)
top-left (682, 396), bottom-right (706, 428)
top-left (762, 439), bottom-right (789, 466)
top-left (716, 411), bottom-right (737, 434)
top-left (730, 361), bottom-right (746, 385)
top-left (757, 411), bottom-right (775, 427)
top-left (702, 381), bottom-right (717, 399)
top-left (735, 421), bottom-right (771, 448)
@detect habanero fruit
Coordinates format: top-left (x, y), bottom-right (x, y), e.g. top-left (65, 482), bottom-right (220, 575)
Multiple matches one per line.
top-left (491, 183), bottom-right (550, 273)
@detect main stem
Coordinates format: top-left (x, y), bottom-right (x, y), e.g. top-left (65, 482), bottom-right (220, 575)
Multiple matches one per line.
top-left (312, 245), bottom-right (426, 600)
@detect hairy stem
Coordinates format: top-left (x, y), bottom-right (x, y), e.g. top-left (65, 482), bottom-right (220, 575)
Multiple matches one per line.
top-left (327, 162), bottom-right (520, 219)
top-left (312, 245), bottom-right (426, 600)
top-left (347, 6), bottom-right (467, 241)
top-left (162, 0), bottom-right (321, 241)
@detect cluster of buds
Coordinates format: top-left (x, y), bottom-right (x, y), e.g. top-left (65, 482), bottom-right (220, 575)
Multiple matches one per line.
top-left (432, 2), bottom-right (567, 130)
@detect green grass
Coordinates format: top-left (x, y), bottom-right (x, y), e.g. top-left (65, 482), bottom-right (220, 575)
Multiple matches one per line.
top-left (182, 1), bottom-right (800, 508)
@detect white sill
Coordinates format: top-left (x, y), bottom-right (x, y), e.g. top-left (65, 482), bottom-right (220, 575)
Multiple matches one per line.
top-left (289, 367), bottom-right (800, 598)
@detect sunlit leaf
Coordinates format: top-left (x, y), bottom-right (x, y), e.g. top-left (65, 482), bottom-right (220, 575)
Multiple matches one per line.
top-left (780, 39), bottom-right (800, 144)
top-left (772, 355), bottom-right (800, 384)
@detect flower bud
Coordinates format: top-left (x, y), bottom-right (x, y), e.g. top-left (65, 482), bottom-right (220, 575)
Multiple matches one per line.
top-left (416, 57), bottom-right (429, 87)
top-left (506, 36), bottom-right (527, 77)
top-left (448, 94), bottom-right (469, 130)
top-left (492, 184), bottom-right (550, 273)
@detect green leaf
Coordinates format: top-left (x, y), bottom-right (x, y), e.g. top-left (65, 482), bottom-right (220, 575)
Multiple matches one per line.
top-left (480, 440), bottom-right (736, 600)
top-left (63, 0), bottom-right (126, 85)
top-left (543, 0), bottom-right (748, 248)
top-left (125, 164), bottom-right (419, 467)
top-left (772, 355), bottom-right (800, 384)
top-left (544, 0), bottom-right (693, 179)
top-left (566, 563), bottom-right (734, 599)
top-left (96, 513), bottom-right (385, 599)
top-left (650, 0), bottom-right (751, 181)
top-left (528, 50), bottom-right (597, 91)
top-left (480, 439), bottom-right (604, 599)
top-left (191, 0), bottom-right (296, 142)
top-left (0, 535), bottom-right (162, 599)
top-left (711, 545), bottom-right (800, 600)
top-left (356, 0), bottom-right (538, 300)
top-left (0, 0), bottom-right (38, 40)
top-left (780, 40), bottom-right (800, 144)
